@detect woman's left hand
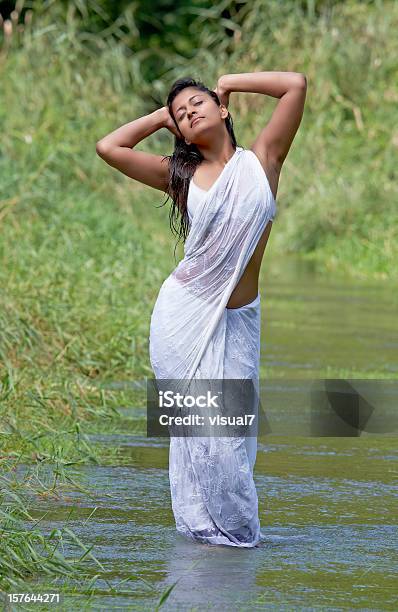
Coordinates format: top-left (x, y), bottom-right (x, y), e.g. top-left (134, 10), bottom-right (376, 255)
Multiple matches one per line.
top-left (213, 78), bottom-right (230, 110)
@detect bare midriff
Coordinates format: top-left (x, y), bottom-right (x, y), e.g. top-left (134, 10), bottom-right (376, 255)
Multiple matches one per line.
top-left (190, 148), bottom-right (278, 310)
top-left (226, 219), bottom-right (273, 309)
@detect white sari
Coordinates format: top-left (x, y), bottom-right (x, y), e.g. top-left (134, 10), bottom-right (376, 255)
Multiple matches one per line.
top-left (149, 146), bottom-right (276, 547)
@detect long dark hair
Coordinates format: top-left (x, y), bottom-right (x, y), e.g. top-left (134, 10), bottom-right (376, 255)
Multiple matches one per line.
top-left (158, 77), bottom-right (239, 261)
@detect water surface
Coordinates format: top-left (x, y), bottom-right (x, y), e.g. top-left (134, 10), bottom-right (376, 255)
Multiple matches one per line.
top-left (20, 255), bottom-right (397, 609)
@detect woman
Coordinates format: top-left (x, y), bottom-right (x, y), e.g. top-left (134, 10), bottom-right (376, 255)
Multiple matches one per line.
top-left (96, 71), bottom-right (307, 547)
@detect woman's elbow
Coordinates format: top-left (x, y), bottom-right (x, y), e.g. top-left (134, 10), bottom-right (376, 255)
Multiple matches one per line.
top-left (298, 73), bottom-right (307, 88)
top-left (96, 140), bottom-right (112, 157)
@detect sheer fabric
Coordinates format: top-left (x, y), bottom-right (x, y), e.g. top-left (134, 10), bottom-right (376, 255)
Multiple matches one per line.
top-left (187, 177), bottom-right (205, 222)
top-left (149, 146), bottom-right (276, 547)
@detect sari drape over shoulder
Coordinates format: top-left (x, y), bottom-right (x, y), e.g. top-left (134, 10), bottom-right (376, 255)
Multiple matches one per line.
top-left (149, 146), bottom-right (276, 547)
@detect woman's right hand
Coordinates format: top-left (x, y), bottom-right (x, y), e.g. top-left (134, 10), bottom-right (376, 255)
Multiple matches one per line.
top-left (159, 106), bottom-right (181, 139)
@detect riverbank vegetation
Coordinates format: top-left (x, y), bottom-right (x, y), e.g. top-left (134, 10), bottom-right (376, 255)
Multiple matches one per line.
top-left (1, 0), bottom-right (396, 598)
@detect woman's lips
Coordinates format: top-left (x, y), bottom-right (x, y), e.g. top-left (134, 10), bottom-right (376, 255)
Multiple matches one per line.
top-left (191, 117), bottom-right (204, 127)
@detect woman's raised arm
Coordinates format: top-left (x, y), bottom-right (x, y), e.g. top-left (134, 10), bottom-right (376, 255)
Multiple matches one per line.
top-left (219, 71), bottom-right (307, 170)
top-left (95, 107), bottom-right (178, 192)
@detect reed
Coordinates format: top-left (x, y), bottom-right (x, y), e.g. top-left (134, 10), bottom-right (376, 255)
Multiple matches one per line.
top-left (0, 458), bottom-right (103, 592)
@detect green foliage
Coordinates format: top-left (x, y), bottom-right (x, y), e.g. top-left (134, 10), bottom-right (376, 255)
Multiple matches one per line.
top-left (0, 0), bottom-right (396, 460)
top-left (0, 0), bottom-right (396, 596)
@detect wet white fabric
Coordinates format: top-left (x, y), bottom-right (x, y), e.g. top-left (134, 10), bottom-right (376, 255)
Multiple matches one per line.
top-left (149, 146), bottom-right (276, 547)
top-left (187, 177), bottom-right (207, 222)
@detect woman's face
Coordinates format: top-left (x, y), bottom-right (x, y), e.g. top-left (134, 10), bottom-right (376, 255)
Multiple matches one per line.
top-left (171, 87), bottom-right (222, 142)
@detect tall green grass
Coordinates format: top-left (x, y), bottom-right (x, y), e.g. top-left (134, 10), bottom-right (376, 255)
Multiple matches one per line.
top-left (0, 458), bottom-right (103, 593)
top-left (0, 0), bottom-right (397, 594)
top-left (1, 0), bottom-right (396, 282)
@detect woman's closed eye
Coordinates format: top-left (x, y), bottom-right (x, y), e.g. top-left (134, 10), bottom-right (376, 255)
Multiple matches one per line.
top-left (178, 101), bottom-right (202, 121)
